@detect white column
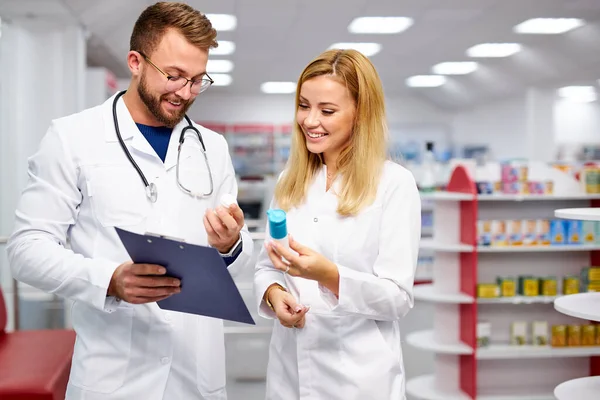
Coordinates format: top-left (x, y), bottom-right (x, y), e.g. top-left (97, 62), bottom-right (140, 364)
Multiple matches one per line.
top-left (0, 18), bottom-right (86, 331)
top-left (525, 87), bottom-right (557, 162)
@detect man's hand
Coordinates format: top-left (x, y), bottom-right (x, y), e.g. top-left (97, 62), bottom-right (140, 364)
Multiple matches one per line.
top-left (268, 286), bottom-right (309, 329)
top-left (108, 261), bottom-right (181, 304)
top-left (204, 203), bottom-right (245, 253)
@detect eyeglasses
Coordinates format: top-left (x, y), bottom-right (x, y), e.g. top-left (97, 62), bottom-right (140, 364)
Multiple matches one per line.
top-left (137, 51), bottom-right (214, 95)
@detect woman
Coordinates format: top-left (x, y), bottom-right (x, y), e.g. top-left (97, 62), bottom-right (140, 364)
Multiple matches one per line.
top-left (254, 49), bottom-right (421, 400)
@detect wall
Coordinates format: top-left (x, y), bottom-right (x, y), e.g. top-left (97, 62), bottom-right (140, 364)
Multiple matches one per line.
top-left (554, 99), bottom-right (600, 145)
top-left (452, 95), bottom-right (529, 160)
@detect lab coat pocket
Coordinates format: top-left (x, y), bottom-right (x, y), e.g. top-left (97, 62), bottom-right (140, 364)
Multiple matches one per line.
top-left (196, 321), bottom-right (226, 395)
top-left (337, 204), bottom-right (382, 268)
top-left (70, 304), bottom-right (134, 393)
top-left (87, 164), bottom-right (149, 228)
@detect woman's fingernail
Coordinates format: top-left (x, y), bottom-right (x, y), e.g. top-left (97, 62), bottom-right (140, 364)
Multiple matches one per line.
top-left (294, 306), bottom-right (302, 313)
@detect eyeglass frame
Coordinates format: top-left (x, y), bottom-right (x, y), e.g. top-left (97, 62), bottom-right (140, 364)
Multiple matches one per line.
top-left (136, 50), bottom-right (214, 94)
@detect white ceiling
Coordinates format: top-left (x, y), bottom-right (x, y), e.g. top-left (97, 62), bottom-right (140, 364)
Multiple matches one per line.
top-left (2, 0), bottom-right (600, 110)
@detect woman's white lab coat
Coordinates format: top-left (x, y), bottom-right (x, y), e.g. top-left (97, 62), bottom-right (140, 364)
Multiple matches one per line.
top-left (255, 161), bottom-right (421, 400)
top-left (7, 94), bottom-right (253, 400)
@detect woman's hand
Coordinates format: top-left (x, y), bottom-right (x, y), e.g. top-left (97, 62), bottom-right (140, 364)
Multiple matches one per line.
top-left (265, 235), bottom-right (340, 295)
top-left (268, 286), bottom-right (309, 328)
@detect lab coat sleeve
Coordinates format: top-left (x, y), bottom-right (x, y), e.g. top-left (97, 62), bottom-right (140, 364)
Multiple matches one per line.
top-left (253, 198), bottom-right (287, 319)
top-left (318, 171), bottom-right (421, 321)
top-left (6, 123), bottom-right (121, 313)
top-left (214, 135), bottom-right (253, 277)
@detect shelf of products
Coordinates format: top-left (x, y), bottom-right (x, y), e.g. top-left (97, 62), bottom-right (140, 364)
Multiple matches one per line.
top-left (408, 161), bottom-right (600, 399)
top-left (552, 204), bottom-right (600, 398)
top-left (413, 284), bottom-right (474, 304)
top-left (406, 330), bottom-right (473, 355)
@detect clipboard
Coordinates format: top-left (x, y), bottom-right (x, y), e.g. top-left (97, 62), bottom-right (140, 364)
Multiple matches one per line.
top-left (115, 227), bottom-right (255, 325)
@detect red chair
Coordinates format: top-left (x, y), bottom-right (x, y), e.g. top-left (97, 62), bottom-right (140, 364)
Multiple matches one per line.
top-left (0, 286), bottom-right (76, 400)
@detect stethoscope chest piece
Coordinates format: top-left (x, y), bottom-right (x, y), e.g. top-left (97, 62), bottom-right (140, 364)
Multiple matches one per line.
top-left (146, 182), bottom-right (158, 203)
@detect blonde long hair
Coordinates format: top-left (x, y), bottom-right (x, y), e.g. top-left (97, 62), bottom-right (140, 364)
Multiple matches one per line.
top-left (274, 49), bottom-right (388, 217)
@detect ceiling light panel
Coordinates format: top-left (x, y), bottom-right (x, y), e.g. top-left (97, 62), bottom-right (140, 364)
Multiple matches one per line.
top-left (206, 14), bottom-right (237, 31)
top-left (210, 41), bottom-right (235, 56)
top-left (467, 43), bottom-right (522, 58)
top-left (207, 60), bottom-right (234, 73)
top-left (260, 81), bottom-right (296, 94)
top-left (211, 74), bottom-right (233, 86)
top-left (514, 18), bottom-right (584, 34)
top-left (406, 75), bottom-right (447, 88)
top-left (432, 61), bottom-right (478, 75)
top-left (348, 17), bottom-right (413, 34)
top-left (328, 42), bottom-right (382, 57)
top-left (558, 85), bottom-right (597, 102)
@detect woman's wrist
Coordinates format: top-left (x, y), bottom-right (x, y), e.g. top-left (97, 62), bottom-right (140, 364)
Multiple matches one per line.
top-left (318, 260), bottom-right (340, 296)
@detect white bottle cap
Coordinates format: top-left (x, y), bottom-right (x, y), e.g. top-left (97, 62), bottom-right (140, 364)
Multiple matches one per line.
top-left (220, 193), bottom-right (238, 208)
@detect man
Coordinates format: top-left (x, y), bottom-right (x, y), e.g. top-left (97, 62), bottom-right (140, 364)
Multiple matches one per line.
top-left (7, 2), bottom-right (252, 399)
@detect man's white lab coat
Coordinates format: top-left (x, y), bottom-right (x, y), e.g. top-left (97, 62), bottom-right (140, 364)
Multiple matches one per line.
top-left (7, 94), bottom-right (253, 400)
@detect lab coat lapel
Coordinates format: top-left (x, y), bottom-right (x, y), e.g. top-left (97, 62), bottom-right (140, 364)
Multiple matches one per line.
top-left (101, 93), bottom-right (162, 161)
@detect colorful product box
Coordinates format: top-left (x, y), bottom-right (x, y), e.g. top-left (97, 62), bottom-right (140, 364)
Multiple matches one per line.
top-left (566, 220), bottom-right (582, 245)
top-left (538, 219), bottom-right (551, 246)
top-left (519, 276), bottom-right (539, 296)
top-left (523, 219), bottom-right (538, 246)
top-left (477, 284), bottom-right (500, 298)
top-left (532, 321), bottom-right (548, 346)
top-left (477, 321), bottom-right (491, 348)
top-left (540, 277), bottom-right (557, 296)
top-left (582, 325), bottom-right (596, 346)
top-left (568, 325), bottom-right (581, 346)
top-left (544, 180), bottom-right (554, 195)
top-left (478, 221), bottom-right (492, 247)
top-left (497, 277), bottom-right (516, 297)
top-left (550, 220), bottom-right (566, 245)
top-left (583, 221), bottom-right (597, 244)
top-left (508, 220), bottom-right (524, 246)
top-left (552, 325), bottom-right (567, 347)
top-left (563, 276), bottom-right (580, 295)
top-left (581, 267), bottom-right (600, 282)
top-left (492, 220), bottom-right (508, 246)
top-left (511, 321), bottom-right (528, 346)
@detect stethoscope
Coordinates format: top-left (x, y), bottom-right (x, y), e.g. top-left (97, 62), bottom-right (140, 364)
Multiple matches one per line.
top-left (112, 90), bottom-right (214, 203)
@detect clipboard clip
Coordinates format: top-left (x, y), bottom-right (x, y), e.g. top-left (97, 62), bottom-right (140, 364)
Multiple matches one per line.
top-left (144, 231), bottom-right (187, 243)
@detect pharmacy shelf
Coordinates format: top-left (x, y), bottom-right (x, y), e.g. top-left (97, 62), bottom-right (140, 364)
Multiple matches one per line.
top-left (554, 293), bottom-right (600, 322)
top-left (406, 375), bottom-right (471, 400)
top-left (477, 244), bottom-right (600, 253)
top-left (420, 192), bottom-right (600, 202)
top-left (420, 192), bottom-right (474, 201)
top-left (554, 376), bottom-right (600, 400)
top-left (478, 393), bottom-right (554, 400)
top-left (477, 296), bottom-right (557, 304)
top-left (555, 207), bottom-right (600, 221)
top-left (477, 344), bottom-right (600, 360)
top-left (478, 194), bottom-right (600, 202)
top-left (406, 330), bottom-right (473, 355)
top-left (420, 239), bottom-right (474, 252)
top-left (414, 284), bottom-right (474, 304)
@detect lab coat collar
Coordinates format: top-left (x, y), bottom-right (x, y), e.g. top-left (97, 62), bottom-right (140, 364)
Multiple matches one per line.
top-left (101, 92), bottom-right (188, 169)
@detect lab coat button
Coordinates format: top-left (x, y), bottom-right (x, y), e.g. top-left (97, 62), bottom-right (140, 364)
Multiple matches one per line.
top-left (313, 217), bottom-right (318, 222)
top-left (161, 357), bottom-right (170, 365)
top-left (164, 313), bottom-right (171, 322)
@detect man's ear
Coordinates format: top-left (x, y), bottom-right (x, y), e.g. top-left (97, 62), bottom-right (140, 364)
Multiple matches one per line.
top-left (127, 51), bottom-right (143, 76)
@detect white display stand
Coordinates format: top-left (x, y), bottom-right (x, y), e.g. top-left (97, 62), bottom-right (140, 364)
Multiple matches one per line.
top-left (555, 208), bottom-right (600, 221)
top-left (407, 161), bottom-right (600, 400)
top-left (553, 207), bottom-right (600, 400)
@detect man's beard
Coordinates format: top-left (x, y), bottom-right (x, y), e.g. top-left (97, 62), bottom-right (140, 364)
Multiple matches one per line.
top-left (138, 73), bottom-right (194, 128)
